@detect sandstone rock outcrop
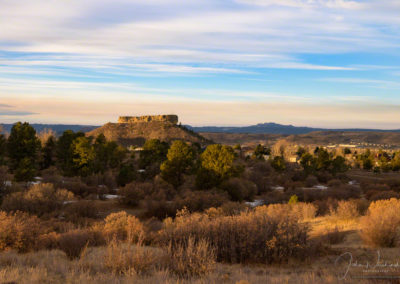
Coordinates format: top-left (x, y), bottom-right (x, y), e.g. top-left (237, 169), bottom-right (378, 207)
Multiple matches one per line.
top-left (118, 115), bottom-right (178, 124)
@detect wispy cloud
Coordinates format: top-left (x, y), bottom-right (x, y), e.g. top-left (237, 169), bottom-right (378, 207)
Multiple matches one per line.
top-left (0, 0), bottom-right (399, 127)
top-left (320, 77), bottom-right (400, 89)
top-left (0, 104), bottom-right (36, 117)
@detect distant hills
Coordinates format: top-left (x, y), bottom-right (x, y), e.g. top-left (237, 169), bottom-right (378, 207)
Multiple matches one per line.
top-left (0, 124), bottom-right (98, 135)
top-left (187, 122), bottom-right (400, 135)
top-left (1, 122), bottom-right (400, 136)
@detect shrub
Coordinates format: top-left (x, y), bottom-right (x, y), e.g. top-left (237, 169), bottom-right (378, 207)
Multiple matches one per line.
top-left (142, 190), bottom-right (229, 219)
top-left (159, 206), bottom-right (309, 264)
top-left (366, 190), bottom-right (400, 201)
top-left (60, 179), bottom-right (97, 197)
top-left (332, 200), bottom-right (360, 219)
top-left (103, 211), bottom-right (144, 243)
top-left (57, 228), bottom-right (106, 259)
top-left (360, 198), bottom-right (400, 247)
top-left (166, 237), bottom-right (216, 277)
top-left (104, 238), bottom-right (164, 276)
top-left (326, 185), bottom-right (362, 200)
top-left (0, 211), bottom-right (43, 252)
top-left (118, 182), bottom-right (150, 206)
top-left (64, 200), bottom-right (100, 220)
top-left (291, 202), bottom-right (317, 220)
top-left (57, 229), bottom-right (91, 259)
top-left (1, 183), bottom-right (74, 216)
top-left (220, 178), bottom-right (257, 201)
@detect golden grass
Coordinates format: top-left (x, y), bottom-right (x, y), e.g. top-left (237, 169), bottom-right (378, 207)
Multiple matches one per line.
top-left (0, 247), bottom-right (387, 283)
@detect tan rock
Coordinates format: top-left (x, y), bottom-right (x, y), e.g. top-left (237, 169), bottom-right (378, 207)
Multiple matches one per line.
top-left (118, 115), bottom-right (178, 124)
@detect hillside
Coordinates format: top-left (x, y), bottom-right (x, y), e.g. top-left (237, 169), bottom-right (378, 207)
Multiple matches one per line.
top-left (276, 131), bottom-right (400, 147)
top-left (0, 124), bottom-right (98, 135)
top-left (87, 121), bottom-right (211, 147)
top-left (189, 122), bottom-right (400, 135)
top-left (200, 132), bottom-right (287, 146)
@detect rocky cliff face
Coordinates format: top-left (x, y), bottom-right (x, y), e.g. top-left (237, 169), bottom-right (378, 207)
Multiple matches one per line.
top-left (118, 115), bottom-right (178, 124)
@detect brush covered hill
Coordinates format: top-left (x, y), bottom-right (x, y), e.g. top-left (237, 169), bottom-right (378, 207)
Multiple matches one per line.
top-left (87, 120), bottom-right (211, 147)
top-left (275, 131), bottom-right (400, 147)
top-left (200, 132), bottom-right (287, 146)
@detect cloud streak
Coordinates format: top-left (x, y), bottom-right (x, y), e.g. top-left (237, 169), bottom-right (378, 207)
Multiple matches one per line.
top-left (0, 0), bottom-right (399, 127)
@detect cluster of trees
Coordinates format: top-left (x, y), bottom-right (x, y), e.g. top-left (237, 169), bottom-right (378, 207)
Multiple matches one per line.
top-left (355, 149), bottom-right (400, 172)
top-left (0, 122), bottom-right (242, 191)
top-left (141, 140), bottom-right (240, 189)
top-left (0, 122), bottom-right (127, 181)
top-left (297, 147), bottom-right (348, 176)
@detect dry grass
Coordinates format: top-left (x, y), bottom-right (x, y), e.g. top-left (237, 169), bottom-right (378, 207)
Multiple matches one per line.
top-left (104, 238), bottom-right (164, 276)
top-left (0, 247), bottom-right (386, 283)
top-left (166, 237), bottom-right (216, 278)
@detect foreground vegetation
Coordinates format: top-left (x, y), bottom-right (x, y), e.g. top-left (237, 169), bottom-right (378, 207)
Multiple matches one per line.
top-left (2, 122), bottom-right (400, 282)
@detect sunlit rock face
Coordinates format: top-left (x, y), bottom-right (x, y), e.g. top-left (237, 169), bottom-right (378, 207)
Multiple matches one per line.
top-left (118, 115), bottom-right (178, 124)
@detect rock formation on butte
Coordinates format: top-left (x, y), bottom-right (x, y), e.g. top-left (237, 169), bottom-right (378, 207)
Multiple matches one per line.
top-left (87, 115), bottom-right (210, 147)
top-left (118, 115), bottom-right (178, 124)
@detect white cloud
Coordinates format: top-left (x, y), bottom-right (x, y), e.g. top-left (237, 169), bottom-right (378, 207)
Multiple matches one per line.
top-left (0, 0), bottom-right (397, 72)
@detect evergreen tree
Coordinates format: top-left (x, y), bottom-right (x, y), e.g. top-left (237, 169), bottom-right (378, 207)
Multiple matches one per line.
top-left (41, 136), bottom-right (56, 169)
top-left (56, 130), bottom-right (84, 175)
top-left (195, 144), bottom-right (236, 189)
top-left (271, 156), bottom-right (286, 172)
top-left (7, 122), bottom-right (41, 181)
top-left (160, 140), bottom-right (195, 188)
top-left (0, 133), bottom-right (5, 165)
top-left (71, 136), bottom-right (95, 176)
top-left (139, 139), bottom-right (169, 169)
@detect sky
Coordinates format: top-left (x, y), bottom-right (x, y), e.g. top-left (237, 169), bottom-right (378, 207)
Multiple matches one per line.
top-left (0, 0), bottom-right (400, 128)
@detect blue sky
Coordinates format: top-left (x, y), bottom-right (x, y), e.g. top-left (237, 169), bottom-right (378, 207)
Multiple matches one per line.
top-left (0, 0), bottom-right (400, 128)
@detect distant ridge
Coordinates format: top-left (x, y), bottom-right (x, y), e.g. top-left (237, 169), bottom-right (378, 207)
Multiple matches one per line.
top-left (1, 122), bottom-right (400, 136)
top-left (187, 122), bottom-right (400, 135)
top-left (0, 123), bottom-right (98, 135)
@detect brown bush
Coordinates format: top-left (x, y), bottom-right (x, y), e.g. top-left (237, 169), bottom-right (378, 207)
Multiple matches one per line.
top-left (55, 227), bottom-right (105, 259)
top-left (142, 190), bottom-right (229, 219)
top-left (59, 178), bottom-right (98, 197)
top-left (366, 190), bottom-right (400, 201)
top-left (1, 183), bottom-right (74, 216)
top-left (104, 238), bottom-right (164, 276)
top-left (332, 200), bottom-right (360, 219)
top-left (312, 198), bottom-right (338, 216)
top-left (326, 185), bottom-right (362, 200)
top-left (58, 229), bottom-right (91, 259)
top-left (159, 205), bottom-right (309, 264)
top-left (64, 200), bottom-right (100, 220)
top-left (166, 237), bottom-right (216, 278)
top-left (290, 202), bottom-right (317, 220)
top-left (0, 211), bottom-right (43, 252)
top-left (118, 182), bottom-right (150, 206)
top-left (103, 211), bottom-right (144, 243)
top-left (220, 178), bottom-right (257, 201)
top-left (360, 198), bottom-right (400, 247)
